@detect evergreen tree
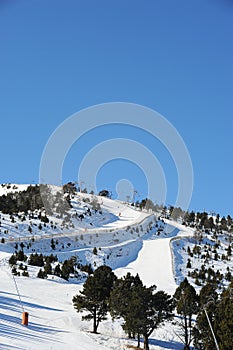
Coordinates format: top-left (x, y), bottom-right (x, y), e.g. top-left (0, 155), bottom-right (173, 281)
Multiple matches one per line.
top-left (195, 281), bottom-right (233, 350)
top-left (206, 217), bottom-right (215, 230)
top-left (44, 254), bottom-right (58, 264)
top-left (61, 258), bottom-right (76, 280)
top-left (220, 216), bottom-right (227, 230)
top-left (40, 214), bottom-right (49, 223)
top-left (194, 282), bottom-right (218, 350)
top-left (54, 264), bottom-right (62, 277)
top-left (140, 289), bottom-right (174, 350)
top-left (37, 268), bottom-right (47, 279)
top-left (61, 261), bottom-right (71, 280)
top-left (110, 273), bottom-right (174, 350)
top-left (73, 265), bottom-right (116, 333)
top-left (28, 253), bottom-right (44, 267)
top-left (184, 211), bottom-right (196, 225)
top-left (80, 263), bottom-right (93, 275)
top-left (186, 259), bottom-right (192, 269)
top-left (215, 282), bottom-right (233, 350)
top-left (51, 238), bottom-right (55, 250)
top-left (9, 254), bottom-right (17, 266)
top-left (16, 250), bottom-right (27, 262)
top-left (110, 273), bottom-right (144, 346)
top-left (44, 262), bottom-right (52, 275)
top-left (11, 266), bottom-right (17, 275)
top-left (174, 278), bottom-right (199, 350)
top-left (22, 270), bottom-right (29, 277)
top-left (227, 244), bottom-right (232, 257)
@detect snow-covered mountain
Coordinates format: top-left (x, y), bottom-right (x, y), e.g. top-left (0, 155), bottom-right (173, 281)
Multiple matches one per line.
top-left (0, 184), bottom-right (232, 350)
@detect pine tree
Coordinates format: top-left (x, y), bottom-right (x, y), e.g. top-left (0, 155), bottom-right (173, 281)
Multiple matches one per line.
top-left (51, 238), bottom-right (55, 250)
top-left (54, 264), bottom-right (62, 277)
top-left (44, 262), bottom-right (52, 275)
top-left (61, 258), bottom-right (76, 280)
top-left (220, 216), bottom-right (227, 230)
top-left (22, 270), bottom-right (29, 277)
top-left (186, 259), bottom-right (192, 269)
top-left (110, 273), bottom-right (174, 350)
top-left (16, 250), bottom-right (27, 262)
top-left (28, 253), bottom-right (44, 267)
top-left (194, 282), bottom-right (218, 350)
top-left (73, 265), bottom-right (116, 333)
top-left (174, 278), bottom-right (199, 350)
top-left (110, 273), bottom-right (144, 346)
top-left (9, 254), bottom-right (17, 266)
top-left (227, 244), bottom-right (232, 257)
top-left (37, 269), bottom-right (47, 279)
top-left (215, 282), bottom-right (233, 349)
top-left (140, 289), bottom-right (174, 350)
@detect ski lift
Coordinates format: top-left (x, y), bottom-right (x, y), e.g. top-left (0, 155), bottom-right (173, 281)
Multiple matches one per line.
top-left (12, 273), bottom-right (29, 326)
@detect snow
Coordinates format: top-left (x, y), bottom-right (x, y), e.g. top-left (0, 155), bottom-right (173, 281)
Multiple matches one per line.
top-left (115, 222), bottom-right (194, 295)
top-left (0, 268), bottom-right (182, 350)
top-left (0, 249), bottom-right (183, 350)
top-left (0, 186), bottom-right (150, 244)
top-left (172, 232), bottom-right (233, 289)
top-left (0, 185), bottom-right (204, 349)
top-left (116, 238), bottom-right (177, 295)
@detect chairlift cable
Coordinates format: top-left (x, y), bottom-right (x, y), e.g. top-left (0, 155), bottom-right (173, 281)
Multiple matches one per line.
top-left (12, 273), bottom-right (24, 313)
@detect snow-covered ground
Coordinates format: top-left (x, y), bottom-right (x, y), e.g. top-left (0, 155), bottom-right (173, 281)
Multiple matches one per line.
top-left (0, 229), bottom-right (185, 350)
top-left (115, 221), bottom-right (194, 295)
top-left (0, 184), bottom-right (150, 243)
top-left (0, 260), bottom-right (183, 350)
top-left (0, 184), bottom-right (214, 350)
top-left (172, 231), bottom-right (233, 289)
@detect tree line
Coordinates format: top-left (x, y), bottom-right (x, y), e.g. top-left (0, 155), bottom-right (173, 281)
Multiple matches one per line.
top-left (0, 184), bottom-right (72, 215)
top-left (73, 265), bottom-right (233, 350)
top-left (9, 250), bottom-right (94, 281)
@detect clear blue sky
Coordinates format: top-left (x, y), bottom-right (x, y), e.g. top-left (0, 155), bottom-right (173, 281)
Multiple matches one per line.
top-left (0, 0), bottom-right (233, 215)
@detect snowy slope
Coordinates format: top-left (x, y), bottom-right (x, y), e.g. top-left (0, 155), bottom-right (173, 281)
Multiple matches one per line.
top-left (115, 221), bottom-right (194, 295)
top-left (0, 185), bottom-right (192, 350)
top-left (0, 185), bottom-right (150, 244)
top-left (0, 231), bottom-right (184, 350)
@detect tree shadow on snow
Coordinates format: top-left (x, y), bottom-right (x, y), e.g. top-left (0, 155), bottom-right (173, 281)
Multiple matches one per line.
top-left (0, 315), bottom-right (67, 349)
top-left (0, 291), bottom-right (63, 312)
top-left (0, 292), bottom-right (68, 349)
top-left (0, 344), bottom-right (22, 350)
top-left (149, 338), bottom-right (183, 350)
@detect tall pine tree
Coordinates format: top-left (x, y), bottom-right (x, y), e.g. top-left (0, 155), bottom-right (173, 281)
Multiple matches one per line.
top-left (110, 273), bottom-right (174, 350)
top-left (174, 278), bottom-right (199, 350)
top-left (73, 265), bottom-right (116, 333)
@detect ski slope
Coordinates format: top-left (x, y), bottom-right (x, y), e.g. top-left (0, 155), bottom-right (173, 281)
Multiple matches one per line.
top-left (0, 185), bottom-right (150, 243)
top-left (115, 237), bottom-right (177, 294)
top-left (0, 187), bottom-right (192, 350)
top-left (115, 221), bottom-right (194, 295)
top-left (0, 234), bottom-right (184, 350)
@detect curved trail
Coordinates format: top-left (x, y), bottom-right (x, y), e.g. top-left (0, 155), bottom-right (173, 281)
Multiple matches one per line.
top-left (115, 237), bottom-right (177, 294)
top-left (115, 221), bottom-right (194, 295)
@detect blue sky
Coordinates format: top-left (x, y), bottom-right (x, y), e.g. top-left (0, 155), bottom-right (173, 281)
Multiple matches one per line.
top-left (0, 0), bottom-right (233, 215)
